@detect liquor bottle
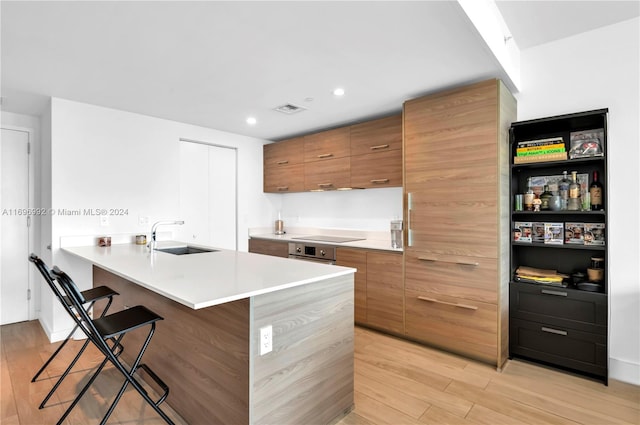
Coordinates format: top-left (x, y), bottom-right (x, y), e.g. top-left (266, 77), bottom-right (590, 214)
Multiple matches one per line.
top-left (539, 185), bottom-right (553, 210)
top-left (590, 171), bottom-right (604, 210)
top-left (559, 171), bottom-right (570, 210)
top-left (524, 177), bottom-right (535, 211)
top-left (568, 170), bottom-right (581, 210)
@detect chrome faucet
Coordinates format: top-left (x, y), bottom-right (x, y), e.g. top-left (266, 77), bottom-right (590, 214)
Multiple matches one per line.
top-left (148, 220), bottom-right (185, 251)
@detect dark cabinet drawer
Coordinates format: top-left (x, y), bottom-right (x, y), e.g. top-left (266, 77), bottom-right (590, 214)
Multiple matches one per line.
top-left (510, 318), bottom-right (607, 379)
top-left (510, 282), bottom-right (607, 334)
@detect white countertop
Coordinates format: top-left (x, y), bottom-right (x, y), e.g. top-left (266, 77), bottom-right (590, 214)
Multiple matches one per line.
top-left (62, 242), bottom-right (355, 310)
top-left (249, 232), bottom-right (403, 252)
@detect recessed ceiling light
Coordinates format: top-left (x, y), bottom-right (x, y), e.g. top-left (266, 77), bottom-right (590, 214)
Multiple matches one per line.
top-left (246, 116), bottom-right (257, 125)
top-left (333, 88), bottom-right (345, 96)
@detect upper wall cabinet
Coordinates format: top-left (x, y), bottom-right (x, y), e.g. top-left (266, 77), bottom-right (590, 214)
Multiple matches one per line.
top-left (263, 115), bottom-right (403, 193)
top-left (303, 127), bottom-right (351, 163)
top-left (303, 127), bottom-right (352, 191)
top-left (350, 115), bottom-right (402, 155)
top-left (350, 115), bottom-right (402, 189)
top-left (263, 137), bottom-right (304, 192)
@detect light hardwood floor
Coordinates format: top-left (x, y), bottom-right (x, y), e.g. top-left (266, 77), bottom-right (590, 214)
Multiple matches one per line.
top-left (2, 321), bottom-right (639, 424)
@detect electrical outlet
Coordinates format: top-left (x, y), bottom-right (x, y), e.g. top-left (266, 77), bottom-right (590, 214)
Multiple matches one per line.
top-left (100, 215), bottom-right (109, 226)
top-left (260, 325), bottom-right (272, 355)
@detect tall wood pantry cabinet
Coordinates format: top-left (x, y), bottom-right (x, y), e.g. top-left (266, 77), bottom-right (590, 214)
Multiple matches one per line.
top-left (403, 79), bottom-right (516, 368)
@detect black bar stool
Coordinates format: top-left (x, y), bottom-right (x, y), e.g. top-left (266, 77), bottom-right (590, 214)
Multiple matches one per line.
top-left (51, 266), bottom-right (173, 425)
top-left (28, 254), bottom-right (119, 408)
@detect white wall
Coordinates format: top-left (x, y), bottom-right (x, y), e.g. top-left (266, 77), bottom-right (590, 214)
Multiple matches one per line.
top-left (46, 98), bottom-right (272, 339)
top-left (516, 17), bottom-right (640, 385)
top-left (275, 187), bottom-right (403, 232)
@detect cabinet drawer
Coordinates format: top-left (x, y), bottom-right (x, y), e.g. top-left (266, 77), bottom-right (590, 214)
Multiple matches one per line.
top-left (405, 253), bottom-right (497, 304)
top-left (304, 157), bottom-right (350, 191)
top-left (510, 318), bottom-right (607, 379)
top-left (405, 290), bottom-right (497, 363)
top-left (350, 150), bottom-right (402, 189)
top-left (264, 164), bottom-right (304, 193)
top-left (510, 282), bottom-right (607, 334)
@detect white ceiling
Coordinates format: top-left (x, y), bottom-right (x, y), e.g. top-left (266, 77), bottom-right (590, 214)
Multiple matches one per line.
top-left (2, 1), bottom-right (638, 141)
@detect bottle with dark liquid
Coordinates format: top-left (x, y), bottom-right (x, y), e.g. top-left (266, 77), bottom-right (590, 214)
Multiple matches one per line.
top-left (590, 171), bottom-right (604, 210)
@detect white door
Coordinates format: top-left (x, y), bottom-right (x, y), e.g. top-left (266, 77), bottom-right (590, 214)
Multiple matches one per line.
top-left (208, 146), bottom-right (236, 250)
top-left (178, 140), bottom-right (237, 250)
top-left (1, 128), bottom-right (30, 324)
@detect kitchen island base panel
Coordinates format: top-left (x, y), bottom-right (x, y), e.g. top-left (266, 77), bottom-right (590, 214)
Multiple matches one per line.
top-left (252, 273), bottom-right (354, 424)
top-left (94, 266), bottom-right (249, 425)
top-left (93, 266), bottom-right (354, 425)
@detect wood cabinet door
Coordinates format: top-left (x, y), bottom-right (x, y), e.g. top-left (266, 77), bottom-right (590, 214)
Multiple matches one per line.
top-left (405, 288), bottom-right (498, 364)
top-left (350, 114), bottom-right (402, 156)
top-left (366, 251), bottom-right (403, 334)
top-left (264, 137), bottom-right (304, 166)
top-left (304, 127), bottom-right (350, 162)
top-left (350, 150), bottom-right (402, 189)
top-left (405, 251), bottom-right (498, 304)
top-left (304, 157), bottom-right (350, 191)
top-left (248, 239), bottom-right (289, 258)
top-left (404, 79), bottom-right (500, 255)
top-left (336, 248), bottom-right (367, 324)
top-left (264, 163), bottom-right (304, 193)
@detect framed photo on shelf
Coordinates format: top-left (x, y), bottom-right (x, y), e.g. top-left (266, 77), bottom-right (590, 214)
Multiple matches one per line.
top-left (569, 128), bottom-right (604, 159)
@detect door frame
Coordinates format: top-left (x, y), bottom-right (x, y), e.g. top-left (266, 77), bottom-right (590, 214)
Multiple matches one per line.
top-left (1, 125), bottom-right (37, 321)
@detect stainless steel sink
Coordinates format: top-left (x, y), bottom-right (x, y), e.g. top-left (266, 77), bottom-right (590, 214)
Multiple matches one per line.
top-left (156, 246), bottom-right (218, 255)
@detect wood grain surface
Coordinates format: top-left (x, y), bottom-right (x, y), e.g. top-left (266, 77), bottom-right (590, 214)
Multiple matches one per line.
top-left (251, 274), bottom-right (354, 425)
top-left (94, 266), bottom-right (250, 425)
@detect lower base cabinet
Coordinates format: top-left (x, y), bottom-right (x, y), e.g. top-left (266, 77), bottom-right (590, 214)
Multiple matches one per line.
top-left (336, 248), bottom-right (403, 335)
top-left (405, 290), bottom-right (499, 364)
top-left (509, 281), bottom-right (608, 383)
top-left (248, 238), bottom-right (289, 258)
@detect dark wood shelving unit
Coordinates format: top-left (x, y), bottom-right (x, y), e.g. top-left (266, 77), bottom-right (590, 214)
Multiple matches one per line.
top-left (509, 108), bottom-right (609, 384)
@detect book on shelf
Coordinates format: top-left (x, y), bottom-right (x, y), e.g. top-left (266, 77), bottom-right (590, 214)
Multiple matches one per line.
top-left (517, 148), bottom-right (566, 157)
top-left (517, 143), bottom-right (565, 153)
top-left (517, 136), bottom-right (564, 148)
top-left (513, 152), bottom-right (568, 164)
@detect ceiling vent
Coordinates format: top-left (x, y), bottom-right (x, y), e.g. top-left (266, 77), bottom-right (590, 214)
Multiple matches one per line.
top-left (273, 103), bottom-right (307, 114)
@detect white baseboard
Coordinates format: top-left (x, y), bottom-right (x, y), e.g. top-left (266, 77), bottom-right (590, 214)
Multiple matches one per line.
top-left (38, 317), bottom-right (75, 343)
top-left (610, 357), bottom-right (640, 385)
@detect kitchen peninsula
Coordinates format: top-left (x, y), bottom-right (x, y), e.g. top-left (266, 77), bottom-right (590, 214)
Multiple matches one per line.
top-left (62, 242), bottom-right (355, 425)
